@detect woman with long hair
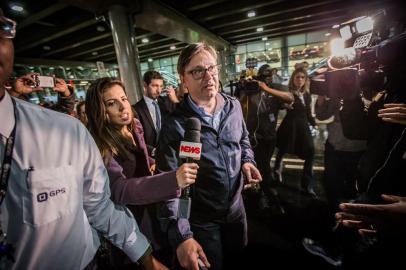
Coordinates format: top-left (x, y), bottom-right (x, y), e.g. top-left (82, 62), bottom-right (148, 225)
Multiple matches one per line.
top-left (85, 77), bottom-right (199, 269)
top-left (273, 68), bottom-right (317, 197)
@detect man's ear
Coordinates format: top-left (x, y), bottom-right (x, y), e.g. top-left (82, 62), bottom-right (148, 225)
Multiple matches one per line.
top-left (180, 75), bottom-right (186, 88)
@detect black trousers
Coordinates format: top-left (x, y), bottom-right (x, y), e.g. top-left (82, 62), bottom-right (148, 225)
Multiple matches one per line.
top-left (252, 138), bottom-right (277, 195)
top-left (323, 141), bottom-right (364, 216)
top-left (176, 206), bottom-right (247, 270)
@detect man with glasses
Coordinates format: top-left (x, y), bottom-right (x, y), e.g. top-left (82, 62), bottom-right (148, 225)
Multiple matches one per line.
top-left (0, 9), bottom-right (166, 270)
top-left (156, 43), bottom-right (261, 270)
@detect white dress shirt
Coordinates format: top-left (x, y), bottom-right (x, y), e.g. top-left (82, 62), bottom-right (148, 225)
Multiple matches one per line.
top-left (0, 92), bottom-right (150, 270)
top-left (143, 95), bottom-right (161, 131)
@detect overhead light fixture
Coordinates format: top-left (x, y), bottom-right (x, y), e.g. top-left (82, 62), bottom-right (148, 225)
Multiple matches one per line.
top-left (325, 32), bottom-right (331, 37)
top-left (332, 24), bottom-right (340, 29)
top-left (96, 26), bottom-right (105, 32)
top-left (92, 52), bottom-right (98, 56)
top-left (256, 27), bottom-right (264, 32)
top-left (43, 45), bottom-right (51, 51)
top-left (265, 42), bottom-right (270, 46)
top-left (148, 58), bottom-right (153, 62)
top-left (262, 37), bottom-right (268, 41)
top-left (141, 38), bottom-right (149, 43)
top-left (247, 11), bottom-right (256, 18)
top-left (10, 4), bottom-right (24, 12)
top-left (170, 45), bottom-right (176, 50)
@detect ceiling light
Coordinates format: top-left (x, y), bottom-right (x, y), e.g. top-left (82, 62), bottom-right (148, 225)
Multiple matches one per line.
top-left (92, 52), bottom-right (98, 56)
top-left (256, 27), bottom-right (263, 32)
top-left (142, 38), bottom-right (149, 43)
top-left (96, 26), bottom-right (105, 32)
top-left (325, 32), bottom-right (331, 37)
top-left (332, 24), bottom-right (340, 29)
top-left (247, 11), bottom-right (256, 18)
top-left (43, 45), bottom-right (51, 51)
top-left (148, 58), bottom-right (153, 62)
top-left (170, 45), bottom-right (176, 50)
top-left (10, 4), bottom-right (24, 12)
top-left (265, 42), bottom-right (270, 46)
top-left (262, 37), bottom-right (268, 41)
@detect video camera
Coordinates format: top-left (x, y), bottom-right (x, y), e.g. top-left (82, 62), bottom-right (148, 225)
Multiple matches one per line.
top-left (310, 10), bottom-right (406, 100)
top-left (236, 64), bottom-right (287, 96)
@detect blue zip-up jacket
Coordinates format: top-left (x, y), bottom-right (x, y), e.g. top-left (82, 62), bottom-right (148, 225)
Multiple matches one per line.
top-left (156, 93), bottom-right (255, 248)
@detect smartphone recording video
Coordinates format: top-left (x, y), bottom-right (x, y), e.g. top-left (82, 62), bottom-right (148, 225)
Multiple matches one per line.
top-left (33, 75), bottom-right (55, 88)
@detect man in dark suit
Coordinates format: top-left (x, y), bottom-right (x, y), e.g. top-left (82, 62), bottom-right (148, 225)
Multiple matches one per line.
top-left (134, 71), bottom-right (175, 158)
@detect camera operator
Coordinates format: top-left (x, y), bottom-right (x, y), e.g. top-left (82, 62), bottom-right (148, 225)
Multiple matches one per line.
top-left (304, 19), bottom-right (406, 265)
top-left (237, 64), bottom-right (293, 211)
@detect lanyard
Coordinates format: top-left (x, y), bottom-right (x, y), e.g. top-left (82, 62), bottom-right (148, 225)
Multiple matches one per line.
top-left (0, 98), bottom-right (17, 206)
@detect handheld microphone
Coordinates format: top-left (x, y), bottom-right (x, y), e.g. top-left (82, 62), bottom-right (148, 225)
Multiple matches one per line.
top-left (178, 117), bottom-right (201, 219)
top-left (179, 117), bottom-right (202, 197)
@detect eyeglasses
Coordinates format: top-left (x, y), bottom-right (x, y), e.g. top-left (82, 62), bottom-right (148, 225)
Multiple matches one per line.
top-left (187, 64), bottom-right (221, 80)
top-left (0, 15), bottom-right (17, 39)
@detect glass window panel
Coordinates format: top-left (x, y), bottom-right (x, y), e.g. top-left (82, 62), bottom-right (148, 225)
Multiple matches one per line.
top-left (307, 30), bottom-right (328, 43)
top-left (247, 42), bottom-right (264, 52)
top-left (268, 38), bottom-right (282, 49)
top-left (287, 34), bottom-right (305, 46)
top-left (140, 62), bottom-right (148, 70)
top-left (172, 55), bottom-right (179, 64)
top-left (160, 57), bottom-right (172, 67)
top-left (236, 45), bottom-right (247, 54)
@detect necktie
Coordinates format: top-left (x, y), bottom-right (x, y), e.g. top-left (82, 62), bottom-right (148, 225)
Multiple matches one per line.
top-left (153, 101), bottom-right (161, 133)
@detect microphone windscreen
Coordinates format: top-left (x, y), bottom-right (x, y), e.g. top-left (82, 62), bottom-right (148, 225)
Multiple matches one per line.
top-left (184, 117), bottom-right (201, 143)
top-left (186, 117), bottom-right (201, 132)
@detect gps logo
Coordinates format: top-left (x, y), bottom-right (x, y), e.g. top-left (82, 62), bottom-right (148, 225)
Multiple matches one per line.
top-left (37, 192), bottom-right (48, 202)
top-left (37, 188), bottom-right (66, 203)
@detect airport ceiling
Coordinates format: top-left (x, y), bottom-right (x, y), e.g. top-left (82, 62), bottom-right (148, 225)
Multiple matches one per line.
top-left (1, 0), bottom-right (404, 65)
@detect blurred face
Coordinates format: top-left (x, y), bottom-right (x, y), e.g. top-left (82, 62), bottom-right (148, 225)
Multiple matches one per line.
top-left (78, 104), bottom-right (88, 125)
top-left (293, 72), bottom-right (306, 89)
top-left (103, 84), bottom-right (133, 128)
top-left (144, 78), bottom-right (163, 100)
top-left (181, 50), bottom-right (219, 103)
top-left (264, 76), bottom-right (272, 84)
top-left (0, 14), bottom-right (14, 96)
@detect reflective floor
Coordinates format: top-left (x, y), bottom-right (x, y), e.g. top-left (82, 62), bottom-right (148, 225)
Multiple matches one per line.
top-left (241, 154), bottom-right (338, 269)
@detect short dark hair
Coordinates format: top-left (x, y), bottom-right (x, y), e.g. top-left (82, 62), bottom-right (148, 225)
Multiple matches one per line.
top-left (143, 70), bottom-right (163, 85)
top-left (177, 43), bottom-right (217, 76)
